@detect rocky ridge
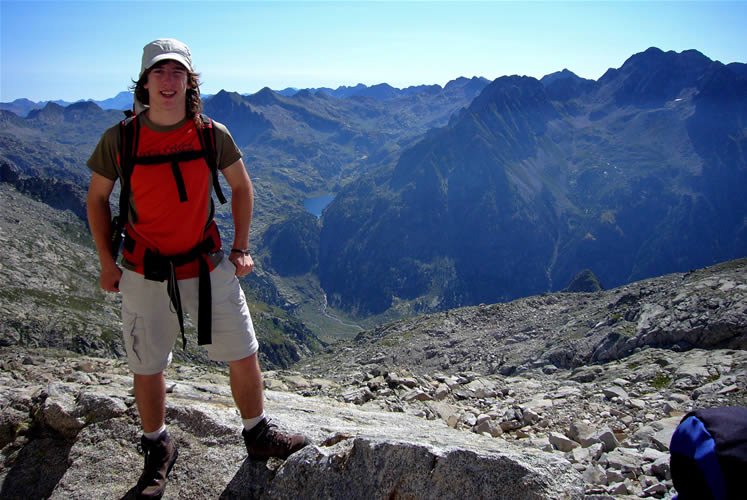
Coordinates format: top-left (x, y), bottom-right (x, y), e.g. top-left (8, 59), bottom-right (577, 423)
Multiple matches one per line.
top-left (305, 258), bottom-right (747, 375)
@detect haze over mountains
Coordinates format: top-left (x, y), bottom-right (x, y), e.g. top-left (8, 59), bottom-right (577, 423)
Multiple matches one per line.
top-left (1, 47), bottom-right (745, 334)
top-left (0, 92), bottom-right (134, 118)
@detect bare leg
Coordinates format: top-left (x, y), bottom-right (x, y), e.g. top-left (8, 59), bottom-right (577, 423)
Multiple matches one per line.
top-left (229, 353), bottom-right (264, 418)
top-left (134, 372), bottom-right (166, 433)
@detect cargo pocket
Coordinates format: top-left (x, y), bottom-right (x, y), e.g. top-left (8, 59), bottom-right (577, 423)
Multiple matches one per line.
top-left (121, 302), bottom-right (142, 364)
top-left (213, 262), bottom-right (245, 325)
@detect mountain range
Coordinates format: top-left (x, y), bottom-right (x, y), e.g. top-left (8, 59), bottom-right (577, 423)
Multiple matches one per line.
top-left (0, 92), bottom-right (134, 118)
top-left (1, 47), bottom-right (745, 334)
top-left (319, 48), bottom-right (747, 315)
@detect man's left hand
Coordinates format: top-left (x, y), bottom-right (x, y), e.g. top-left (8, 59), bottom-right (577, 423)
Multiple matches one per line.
top-left (229, 251), bottom-right (255, 277)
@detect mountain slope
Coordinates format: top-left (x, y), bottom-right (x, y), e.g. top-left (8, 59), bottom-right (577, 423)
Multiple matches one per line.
top-left (318, 48), bottom-right (747, 316)
top-left (307, 257), bottom-right (747, 375)
top-left (0, 185), bottom-right (324, 368)
top-left (320, 76), bottom-right (564, 313)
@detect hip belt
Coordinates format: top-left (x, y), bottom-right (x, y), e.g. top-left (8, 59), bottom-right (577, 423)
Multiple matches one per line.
top-left (123, 221), bottom-right (222, 348)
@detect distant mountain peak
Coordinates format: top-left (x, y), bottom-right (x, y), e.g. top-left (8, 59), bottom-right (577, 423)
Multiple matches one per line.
top-left (26, 101), bottom-right (65, 121)
top-left (540, 69), bottom-right (584, 85)
top-left (276, 87), bottom-right (300, 97)
top-left (248, 87), bottom-right (282, 106)
top-left (42, 101), bottom-right (65, 111)
top-left (339, 83), bottom-right (368, 92)
top-left (643, 46), bottom-right (665, 55)
top-left (599, 47), bottom-right (717, 106)
top-left (619, 47), bottom-right (711, 72)
top-left (445, 76), bottom-right (488, 89)
top-left (211, 89), bottom-right (247, 105)
top-left (66, 100), bottom-right (101, 112)
top-left (541, 69), bottom-right (596, 100)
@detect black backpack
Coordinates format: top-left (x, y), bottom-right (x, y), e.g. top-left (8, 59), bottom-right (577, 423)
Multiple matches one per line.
top-left (670, 406), bottom-right (747, 500)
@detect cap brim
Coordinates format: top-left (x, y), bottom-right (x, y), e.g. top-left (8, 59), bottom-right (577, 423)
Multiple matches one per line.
top-left (141, 54), bottom-right (192, 77)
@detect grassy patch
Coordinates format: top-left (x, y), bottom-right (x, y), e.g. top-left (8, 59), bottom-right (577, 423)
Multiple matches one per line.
top-left (651, 373), bottom-right (672, 390)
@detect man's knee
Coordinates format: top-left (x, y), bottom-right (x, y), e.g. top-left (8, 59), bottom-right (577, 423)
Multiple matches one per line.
top-left (230, 353), bottom-right (259, 369)
top-left (134, 371), bottom-right (166, 396)
top-left (134, 371), bottom-right (165, 381)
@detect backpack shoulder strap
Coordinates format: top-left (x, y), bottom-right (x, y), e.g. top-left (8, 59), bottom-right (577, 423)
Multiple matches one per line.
top-left (118, 114), bottom-right (140, 224)
top-left (196, 113), bottom-right (227, 205)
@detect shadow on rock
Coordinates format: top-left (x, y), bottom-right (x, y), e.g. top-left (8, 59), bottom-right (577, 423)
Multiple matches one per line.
top-left (0, 436), bottom-right (75, 499)
top-left (219, 457), bottom-right (281, 499)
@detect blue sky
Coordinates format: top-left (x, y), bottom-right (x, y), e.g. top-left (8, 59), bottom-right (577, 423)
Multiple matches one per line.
top-left (1, 1), bottom-right (746, 102)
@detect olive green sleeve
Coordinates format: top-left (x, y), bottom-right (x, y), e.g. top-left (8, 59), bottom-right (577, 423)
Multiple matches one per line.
top-left (212, 120), bottom-right (243, 169)
top-left (87, 124), bottom-right (121, 181)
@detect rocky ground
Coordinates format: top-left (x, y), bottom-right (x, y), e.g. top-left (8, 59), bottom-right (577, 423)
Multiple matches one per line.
top-left (0, 347), bottom-right (583, 499)
top-left (1, 343), bottom-right (744, 498)
top-left (283, 257), bottom-right (747, 497)
top-left (0, 185), bottom-right (121, 356)
top-left (291, 346), bottom-right (746, 498)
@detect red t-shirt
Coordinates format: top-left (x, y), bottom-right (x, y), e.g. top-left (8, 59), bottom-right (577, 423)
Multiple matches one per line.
top-left (127, 119), bottom-right (213, 256)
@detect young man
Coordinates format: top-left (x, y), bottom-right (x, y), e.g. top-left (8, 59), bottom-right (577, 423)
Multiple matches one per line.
top-left (86, 38), bottom-right (308, 498)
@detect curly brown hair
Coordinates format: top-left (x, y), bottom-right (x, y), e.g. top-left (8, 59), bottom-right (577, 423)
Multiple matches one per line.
top-left (131, 60), bottom-right (202, 118)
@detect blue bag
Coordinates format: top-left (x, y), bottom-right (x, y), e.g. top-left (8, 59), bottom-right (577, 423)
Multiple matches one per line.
top-left (669, 406), bottom-right (747, 500)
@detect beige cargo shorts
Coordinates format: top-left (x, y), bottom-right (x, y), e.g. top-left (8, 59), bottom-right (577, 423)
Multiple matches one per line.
top-left (119, 256), bottom-right (259, 374)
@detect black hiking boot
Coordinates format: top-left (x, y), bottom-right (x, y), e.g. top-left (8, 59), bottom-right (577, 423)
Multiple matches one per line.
top-left (136, 431), bottom-right (178, 499)
top-left (242, 418), bottom-right (309, 460)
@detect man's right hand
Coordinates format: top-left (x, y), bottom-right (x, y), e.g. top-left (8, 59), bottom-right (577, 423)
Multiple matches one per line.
top-left (100, 264), bottom-right (123, 292)
top-left (88, 172), bottom-right (121, 292)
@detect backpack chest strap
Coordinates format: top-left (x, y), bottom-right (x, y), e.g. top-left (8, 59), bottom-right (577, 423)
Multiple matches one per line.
top-left (133, 150), bottom-right (207, 203)
top-left (116, 115), bottom-right (227, 229)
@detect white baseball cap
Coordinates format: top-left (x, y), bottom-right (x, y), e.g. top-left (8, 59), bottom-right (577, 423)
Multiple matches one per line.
top-left (140, 38), bottom-right (193, 77)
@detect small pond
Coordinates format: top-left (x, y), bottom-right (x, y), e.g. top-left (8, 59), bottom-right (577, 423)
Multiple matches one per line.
top-left (303, 193), bottom-right (335, 218)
